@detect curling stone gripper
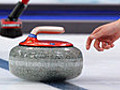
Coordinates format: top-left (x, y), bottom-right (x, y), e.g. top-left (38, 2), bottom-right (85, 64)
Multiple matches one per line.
top-left (9, 26), bottom-right (83, 81)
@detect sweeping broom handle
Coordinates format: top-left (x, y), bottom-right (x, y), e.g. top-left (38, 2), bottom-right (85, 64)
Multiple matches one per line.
top-left (30, 26), bottom-right (65, 35)
top-left (8, 0), bottom-right (29, 21)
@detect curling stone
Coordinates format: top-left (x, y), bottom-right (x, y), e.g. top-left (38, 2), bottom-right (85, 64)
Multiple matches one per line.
top-left (9, 26), bottom-right (83, 81)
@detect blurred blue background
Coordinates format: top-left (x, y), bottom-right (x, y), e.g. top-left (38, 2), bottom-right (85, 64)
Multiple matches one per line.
top-left (0, 0), bottom-right (120, 4)
top-left (0, 0), bottom-right (120, 33)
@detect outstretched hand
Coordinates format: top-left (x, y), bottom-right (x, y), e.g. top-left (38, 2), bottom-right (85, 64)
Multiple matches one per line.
top-left (86, 19), bottom-right (120, 51)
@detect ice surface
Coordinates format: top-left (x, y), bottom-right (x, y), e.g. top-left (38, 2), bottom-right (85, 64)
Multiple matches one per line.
top-left (0, 34), bottom-right (120, 90)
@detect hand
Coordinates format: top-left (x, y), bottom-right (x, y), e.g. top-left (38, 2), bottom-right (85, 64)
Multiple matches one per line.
top-left (86, 19), bottom-right (120, 51)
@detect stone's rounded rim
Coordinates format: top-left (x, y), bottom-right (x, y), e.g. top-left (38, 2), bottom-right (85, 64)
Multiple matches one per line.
top-left (19, 37), bottom-right (73, 47)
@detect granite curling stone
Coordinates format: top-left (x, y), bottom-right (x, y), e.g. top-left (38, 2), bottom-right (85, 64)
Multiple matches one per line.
top-left (9, 26), bottom-right (83, 81)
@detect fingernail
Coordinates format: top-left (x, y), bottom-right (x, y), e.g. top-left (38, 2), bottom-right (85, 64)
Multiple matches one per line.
top-left (111, 44), bottom-right (114, 47)
top-left (100, 48), bottom-right (104, 51)
top-left (86, 46), bottom-right (90, 50)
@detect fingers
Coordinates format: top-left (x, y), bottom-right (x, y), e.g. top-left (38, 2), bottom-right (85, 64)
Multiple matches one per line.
top-left (86, 39), bottom-right (114, 51)
top-left (86, 26), bottom-right (102, 50)
top-left (86, 35), bottom-right (95, 50)
top-left (102, 42), bottom-right (114, 49)
top-left (94, 40), bottom-right (104, 51)
top-left (110, 43), bottom-right (114, 48)
top-left (93, 41), bottom-right (114, 51)
top-left (102, 42), bottom-right (111, 49)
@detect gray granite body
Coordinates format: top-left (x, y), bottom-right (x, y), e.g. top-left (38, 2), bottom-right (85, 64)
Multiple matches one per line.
top-left (9, 46), bottom-right (83, 81)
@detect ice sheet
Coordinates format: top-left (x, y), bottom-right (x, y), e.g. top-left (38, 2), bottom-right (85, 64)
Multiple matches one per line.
top-left (0, 34), bottom-right (120, 90)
